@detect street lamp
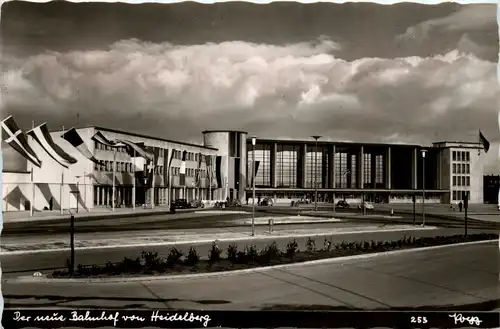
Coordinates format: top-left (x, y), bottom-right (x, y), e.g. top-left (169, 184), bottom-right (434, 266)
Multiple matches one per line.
top-left (251, 136), bottom-right (257, 236)
top-left (421, 149), bottom-right (427, 227)
top-left (311, 135), bottom-right (322, 212)
top-left (75, 175), bottom-right (81, 214)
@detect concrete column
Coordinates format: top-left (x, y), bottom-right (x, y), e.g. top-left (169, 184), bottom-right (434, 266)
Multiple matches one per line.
top-left (96, 186), bottom-right (100, 206)
top-left (411, 148), bottom-right (418, 189)
top-left (328, 145), bottom-right (335, 189)
top-left (300, 144), bottom-right (307, 188)
top-left (271, 142), bottom-right (277, 188)
top-left (321, 148), bottom-right (328, 189)
top-left (386, 147), bottom-right (392, 189)
top-left (238, 133), bottom-right (247, 203)
top-left (347, 153), bottom-right (352, 188)
top-left (358, 146), bottom-right (364, 189)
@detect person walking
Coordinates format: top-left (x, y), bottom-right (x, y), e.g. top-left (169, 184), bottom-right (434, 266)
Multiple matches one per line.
top-left (458, 201), bottom-right (463, 212)
top-left (49, 197), bottom-right (54, 211)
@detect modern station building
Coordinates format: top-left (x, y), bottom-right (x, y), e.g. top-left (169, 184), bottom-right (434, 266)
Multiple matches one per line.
top-left (2, 127), bottom-right (487, 212)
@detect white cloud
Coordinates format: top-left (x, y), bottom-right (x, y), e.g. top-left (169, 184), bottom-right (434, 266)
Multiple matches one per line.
top-left (396, 5), bottom-right (496, 42)
top-left (1, 38), bottom-right (498, 172)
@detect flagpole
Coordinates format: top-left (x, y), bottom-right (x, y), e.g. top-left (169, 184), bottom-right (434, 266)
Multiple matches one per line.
top-left (132, 149), bottom-right (136, 210)
top-left (151, 150), bottom-right (155, 210)
top-left (60, 126), bottom-right (65, 215)
top-left (30, 121), bottom-right (35, 217)
top-left (112, 147), bottom-right (116, 211)
top-left (209, 158), bottom-right (212, 201)
top-left (83, 170), bottom-right (87, 209)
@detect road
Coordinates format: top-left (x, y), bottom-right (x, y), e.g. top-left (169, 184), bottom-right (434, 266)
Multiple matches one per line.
top-left (3, 206), bottom-right (498, 236)
top-left (3, 241), bottom-right (498, 311)
top-left (1, 226), bottom-right (496, 275)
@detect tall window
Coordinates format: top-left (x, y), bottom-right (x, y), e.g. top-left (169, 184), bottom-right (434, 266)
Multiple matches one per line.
top-left (305, 146), bottom-right (327, 188)
top-left (277, 145), bottom-right (299, 188)
top-left (248, 144), bottom-right (271, 187)
top-left (363, 153), bottom-right (372, 186)
top-left (377, 155), bottom-right (384, 185)
top-left (334, 153), bottom-right (348, 188)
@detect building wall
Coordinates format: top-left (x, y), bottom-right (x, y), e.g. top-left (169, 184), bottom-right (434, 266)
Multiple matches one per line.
top-left (10, 127), bottom-right (220, 212)
top-left (203, 131), bottom-right (248, 202)
top-left (469, 148), bottom-right (484, 203)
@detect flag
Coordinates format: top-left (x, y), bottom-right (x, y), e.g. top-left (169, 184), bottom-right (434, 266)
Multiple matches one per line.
top-left (250, 160), bottom-right (260, 186)
top-left (179, 150), bottom-right (187, 186)
top-left (165, 148), bottom-right (176, 187)
top-left (215, 156), bottom-right (223, 188)
top-left (146, 147), bottom-right (161, 188)
top-left (61, 127), bottom-right (101, 165)
top-left (163, 149), bottom-right (169, 186)
top-left (479, 130), bottom-right (490, 153)
top-left (1, 115), bottom-right (42, 167)
top-left (205, 154), bottom-right (214, 188)
top-left (117, 139), bottom-right (153, 161)
top-left (195, 152), bottom-right (203, 187)
top-left (92, 131), bottom-right (122, 148)
top-left (27, 123), bottom-right (77, 169)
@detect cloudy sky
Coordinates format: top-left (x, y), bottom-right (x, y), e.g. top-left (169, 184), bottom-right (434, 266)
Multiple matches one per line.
top-left (0, 1), bottom-right (499, 172)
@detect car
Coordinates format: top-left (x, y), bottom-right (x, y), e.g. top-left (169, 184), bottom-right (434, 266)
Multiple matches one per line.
top-left (361, 202), bottom-right (374, 210)
top-left (174, 199), bottom-right (189, 209)
top-left (260, 197), bottom-right (274, 206)
top-left (189, 199), bottom-right (204, 208)
top-left (226, 199), bottom-right (242, 207)
top-left (336, 200), bottom-right (350, 209)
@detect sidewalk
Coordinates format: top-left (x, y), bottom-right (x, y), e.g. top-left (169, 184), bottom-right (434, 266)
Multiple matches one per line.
top-left (1, 205), bottom-right (191, 224)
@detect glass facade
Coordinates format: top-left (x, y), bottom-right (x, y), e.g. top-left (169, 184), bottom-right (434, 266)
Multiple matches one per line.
top-left (276, 145), bottom-right (299, 188)
top-left (248, 144), bottom-right (271, 187)
top-left (334, 152), bottom-right (356, 188)
top-left (305, 146), bottom-right (328, 188)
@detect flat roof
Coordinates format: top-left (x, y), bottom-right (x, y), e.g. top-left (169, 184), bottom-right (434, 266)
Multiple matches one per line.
top-left (202, 130), bottom-right (248, 134)
top-left (248, 138), bottom-right (424, 148)
top-left (51, 126), bottom-right (218, 151)
top-left (2, 170), bottom-right (30, 174)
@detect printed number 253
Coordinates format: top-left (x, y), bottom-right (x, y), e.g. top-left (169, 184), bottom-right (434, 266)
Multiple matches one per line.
top-left (411, 316), bottom-right (428, 324)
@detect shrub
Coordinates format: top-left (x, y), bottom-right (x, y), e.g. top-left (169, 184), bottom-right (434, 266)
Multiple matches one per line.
top-left (306, 238), bottom-right (316, 252)
top-left (116, 257), bottom-right (142, 273)
top-left (227, 243), bottom-right (238, 262)
top-left (142, 251), bottom-right (160, 269)
top-left (166, 248), bottom-right (184, 267)
top-left (185, 247), bottom-right (200, 266)
top-left (323, 238), bottom-right (332, 252)
top-left (259, 242), bottom-right (281, 263)
top-left (236, 251), bottom-right (248, 264)
top-left (209, 241), bottom-right (222, 263)
top-left (285, 239), bottom-right (299, 257)
top-left (246, 245), bottom-right (259, 262)
top-left (102, 261), bottom-right (116, 274)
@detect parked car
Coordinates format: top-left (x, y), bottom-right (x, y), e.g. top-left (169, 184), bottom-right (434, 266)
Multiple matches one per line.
top-left (358, 202), bottom-right (374, 210)
top-left (174, 199), bottom-right (190, 209)
top-left (189, 199), bottom-right (204, 208)
top-left (260, 197), bottom-right (274, 206)
top-left (336, 200), bottom-right (350, 209)
top-left (226, 199), bottom-right (242, 207)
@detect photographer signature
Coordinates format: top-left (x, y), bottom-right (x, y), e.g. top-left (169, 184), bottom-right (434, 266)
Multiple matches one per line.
top-left (449, 313), bottom-right (483, 326)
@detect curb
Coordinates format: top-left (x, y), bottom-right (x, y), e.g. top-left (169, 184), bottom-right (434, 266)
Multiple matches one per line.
top-left (13, 239), bottom-right (498, 284)
top-left (0, 226), bottom-right (438, 255)
top-left (242, 219), bottom-right (344, 225)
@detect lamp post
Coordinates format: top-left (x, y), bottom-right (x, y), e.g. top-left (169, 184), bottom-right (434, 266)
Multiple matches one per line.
top-left (421, 149), bottom-right (427, 227)
top-left (311, 135), bottom-right (322, 212)
top-left (75, 175), bottom-right (81, 214)
top-left (251, 136), bottom-right (257, 236)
